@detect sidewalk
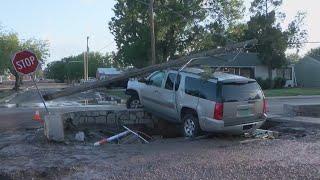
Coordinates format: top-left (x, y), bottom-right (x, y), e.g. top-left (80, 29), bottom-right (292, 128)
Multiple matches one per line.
top-left (268, 115), bottom-right (320, 125)
top-left (266, 95), bottom-right (320, 99)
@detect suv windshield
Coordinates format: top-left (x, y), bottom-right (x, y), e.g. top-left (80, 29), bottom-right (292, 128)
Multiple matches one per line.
top-left (221, 81), bottom-right (263, 102)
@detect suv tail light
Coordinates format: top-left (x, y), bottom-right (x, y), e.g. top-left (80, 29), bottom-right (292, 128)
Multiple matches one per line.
top-left (214, 103), bottom-right (223, 120)
top-left (263, 98), bottom-right (268, 114)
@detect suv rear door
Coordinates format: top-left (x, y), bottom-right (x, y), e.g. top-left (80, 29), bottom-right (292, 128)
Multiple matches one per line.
top-left (220, 81), bottom-right (264, 127)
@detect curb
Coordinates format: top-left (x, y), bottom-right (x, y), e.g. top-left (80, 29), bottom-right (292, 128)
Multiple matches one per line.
top-left (267, 116), bottom-right (320, 126)
top-left (0, 88), bottom-right (29, 104)
top-left (266, 95), bottom-right (320, 100)
top-left (0, 92), bottom-right (17, 104)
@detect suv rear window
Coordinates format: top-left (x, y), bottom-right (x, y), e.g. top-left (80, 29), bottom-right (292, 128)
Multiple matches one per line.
top-left (185, 77), bottom-right (217, 101)
top-left (222, 81), bottom-right (263, 102)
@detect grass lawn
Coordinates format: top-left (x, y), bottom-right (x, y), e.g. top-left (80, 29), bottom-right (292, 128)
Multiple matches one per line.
top-left (264, 88), bottom-right (320, 97)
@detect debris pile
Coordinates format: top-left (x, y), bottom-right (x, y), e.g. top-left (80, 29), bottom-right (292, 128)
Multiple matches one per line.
top-left (244, 129), bottom-right (279, 139)
top-left (93, 126), bottom-right (150, 146)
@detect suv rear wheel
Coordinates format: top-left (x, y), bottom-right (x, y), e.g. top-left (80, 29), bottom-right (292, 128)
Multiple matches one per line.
top-left (126, 95), bottom-right (142, 109)
top-left (182, 114), bottom-right (201, 137)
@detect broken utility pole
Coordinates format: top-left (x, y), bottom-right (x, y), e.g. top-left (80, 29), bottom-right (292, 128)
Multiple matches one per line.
top-left (43, 39), bottom-right (257, 101)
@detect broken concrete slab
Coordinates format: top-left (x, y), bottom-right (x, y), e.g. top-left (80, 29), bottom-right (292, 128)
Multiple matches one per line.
top-left (75, 131), bottom-right (85, 142)
top-left (44, 109), bottom-right (158, 142)
top-left (44, 113), bottom-right (65, 142)
top-left (284, 103), bottom-right (320, 117)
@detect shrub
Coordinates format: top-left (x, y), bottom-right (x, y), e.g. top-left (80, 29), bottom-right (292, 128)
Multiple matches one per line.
top-left (274, 77), bottom-right (286, 89)
top-left (255, 77), bottom-right (271, 89)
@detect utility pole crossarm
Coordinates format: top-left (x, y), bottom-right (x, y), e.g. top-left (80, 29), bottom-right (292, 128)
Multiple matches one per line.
top-left (43, 39), bottom-right (257, 101)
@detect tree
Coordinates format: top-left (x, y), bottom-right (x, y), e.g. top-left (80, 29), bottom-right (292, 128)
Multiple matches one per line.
top-left (306, 47), bottom-right (320, 58)
top-left (109, 0), bottom-right (245, 68)
top-left (245, 0), bottom-right (307, 88)
top-left (0, 27), bottom-right (49, 90)
top-left (44, 52), bottom-right (113, 83)
top-left (286, 53), bottom-right (301, 63)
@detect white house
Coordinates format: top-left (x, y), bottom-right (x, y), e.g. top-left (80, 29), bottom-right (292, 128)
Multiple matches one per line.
top-left (96, 68), bottom-right (122, 80)
top-left (194, 52), bottom-right (295, 87)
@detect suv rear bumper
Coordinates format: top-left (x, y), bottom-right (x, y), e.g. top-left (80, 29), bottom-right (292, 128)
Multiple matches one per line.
top-left (199, 117), bottom-right (266, 134)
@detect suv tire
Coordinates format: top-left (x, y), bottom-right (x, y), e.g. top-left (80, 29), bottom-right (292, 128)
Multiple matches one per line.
top-left (182, 113), bottom-right (201, 137)
top-left (126, 95), bottom-right (142, 109)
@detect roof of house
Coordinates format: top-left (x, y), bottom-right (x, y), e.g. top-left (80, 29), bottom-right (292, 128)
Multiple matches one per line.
top-left (97, 68), bottom-right (122, 75)
top-left (190, 52), bottom-right (263, 67)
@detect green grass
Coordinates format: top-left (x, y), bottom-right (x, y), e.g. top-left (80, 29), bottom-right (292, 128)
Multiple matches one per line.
top-left (264, 88), bottom-right (320, 97)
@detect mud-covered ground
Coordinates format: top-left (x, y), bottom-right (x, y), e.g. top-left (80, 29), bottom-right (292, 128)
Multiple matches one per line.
top-left (1, 121), bottom-right (320, 180)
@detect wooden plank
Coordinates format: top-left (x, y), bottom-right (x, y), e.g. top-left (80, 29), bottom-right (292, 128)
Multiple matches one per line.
top-left (43, 39), bottom-right (257, 101)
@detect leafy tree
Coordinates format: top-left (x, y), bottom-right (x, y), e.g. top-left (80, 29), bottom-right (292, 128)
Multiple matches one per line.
top-left (44, 52), bottom-right (113, 83)
top-left (0, 27), bottom-right (49, 90)
top-left (286, 53), bottom-right (301, 63)
top-left (109, 0), bottom-right (245, 68)
top-left (306, 47), bottom-right (320, 58)
top-left (245, 0), bottom-right (307, 88)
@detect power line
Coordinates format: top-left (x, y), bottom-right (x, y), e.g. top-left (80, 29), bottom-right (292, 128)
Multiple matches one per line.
top-left (288, 42), bottom-right (320, 44)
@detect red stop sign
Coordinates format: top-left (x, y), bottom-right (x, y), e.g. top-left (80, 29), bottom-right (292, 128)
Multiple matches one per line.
top-left (12, 50), bottom-right (39, 75)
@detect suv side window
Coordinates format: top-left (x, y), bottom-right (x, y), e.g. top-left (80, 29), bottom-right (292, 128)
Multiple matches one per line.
top-left (185, 77), bottom-right (201, 97)
top-left (185, 77), bottom-right (217, 101)
top-left (199, 80), bottom-right (217, 101)
top-left (149, 71), bottom-right (165, 87)
top-left (165, 73), bottom-right (181, 91)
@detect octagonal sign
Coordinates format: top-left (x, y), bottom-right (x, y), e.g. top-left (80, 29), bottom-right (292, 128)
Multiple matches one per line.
top-left (12, 50), bottom-right (39, 75)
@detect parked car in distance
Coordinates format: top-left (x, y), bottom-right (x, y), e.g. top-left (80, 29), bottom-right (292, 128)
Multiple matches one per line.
top-left (80, 77), bottom-right (97, 83)
top-left (126, 67), bottom-right (267, 137)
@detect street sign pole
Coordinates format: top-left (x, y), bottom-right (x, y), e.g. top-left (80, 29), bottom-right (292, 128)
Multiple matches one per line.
top-left (11, 50), bottom-right (50, 114)
top-left (32, 76), bottom-right (49, 113)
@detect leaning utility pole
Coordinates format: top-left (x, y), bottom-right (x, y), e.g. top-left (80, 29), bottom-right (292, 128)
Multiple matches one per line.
top-left (43, 39), bottom-right (257, 101)
top-left (149, 0), bottom-right (156, 65)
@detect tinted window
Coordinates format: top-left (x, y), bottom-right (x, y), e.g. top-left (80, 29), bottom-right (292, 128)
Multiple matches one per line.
top-left (185, 77), bottom-right (201, 97)
top-left (185, 77), bottom-right (217, 101)
top-left (149, 71), bottom-right (165, 87)
top-left (165, 73), bottom-right (181, 91)
top-left (222, 82), bottom-right (263, 102)
top-left (199, 80), bottom-right (217, 101)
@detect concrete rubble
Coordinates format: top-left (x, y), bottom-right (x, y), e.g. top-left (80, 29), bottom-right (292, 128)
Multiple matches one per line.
top-left (75, 131), bottom-right (85, 142)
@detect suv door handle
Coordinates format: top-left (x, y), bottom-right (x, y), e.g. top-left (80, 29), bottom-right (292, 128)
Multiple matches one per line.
top-left (154, 90), bottom-right (159, 93)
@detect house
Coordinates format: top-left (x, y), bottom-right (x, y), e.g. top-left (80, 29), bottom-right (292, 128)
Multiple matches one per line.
top-left (295, 56), bottom-right (320, 87)
top-left (192, 52), bottom-right (295, 87)
top-left (96, 68), bottom-right (122, 80)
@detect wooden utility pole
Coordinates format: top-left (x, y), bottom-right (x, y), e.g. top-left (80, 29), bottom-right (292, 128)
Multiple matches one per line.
top-left (43, 39), bottom-right (257, 101)
top-left (149, 0), bottom-right (156, 65)
top-left (83, 52), bottom-right (87, 81)
top-left (86, 36), bottom-right (90, 80)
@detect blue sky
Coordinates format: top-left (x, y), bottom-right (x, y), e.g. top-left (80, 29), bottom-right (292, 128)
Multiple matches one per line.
top-left (1, 0), bottom-right (319, 64)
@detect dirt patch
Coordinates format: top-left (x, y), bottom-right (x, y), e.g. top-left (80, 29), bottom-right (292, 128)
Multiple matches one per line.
top-left (1, 121), bottom-right (320, 179)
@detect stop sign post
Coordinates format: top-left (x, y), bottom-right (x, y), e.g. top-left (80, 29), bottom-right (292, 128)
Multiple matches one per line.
top-left (11, 50), bottom-right (49, 112)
